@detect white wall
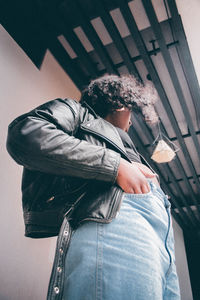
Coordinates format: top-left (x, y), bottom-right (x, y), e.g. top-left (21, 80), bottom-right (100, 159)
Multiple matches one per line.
top-left (173, 1), bottom-right (200, 297)
top-left (173, 219), bottom-right (193, 300)
top-left (176, 0), bottom-right (200, 85)
top-left (0, 24), bottom-right (80, 300)
top-left (0, 19), bottom-right (193, 300)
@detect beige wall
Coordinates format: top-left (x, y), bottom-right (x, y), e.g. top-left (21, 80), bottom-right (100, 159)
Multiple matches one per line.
top-left (0, 24), bottom-right (80, 300)
top-left (0, 7), bottom-right (193, 297)
top-left (173, 219), bottom-right (193, 300)
top-left (176, 0), bottom-right (200, 85)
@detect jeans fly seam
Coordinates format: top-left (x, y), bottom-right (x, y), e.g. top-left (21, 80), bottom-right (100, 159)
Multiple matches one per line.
top-left (165, 206), bottom-right (173, 278)
top-left (96, 223), bottom-right (103, 300)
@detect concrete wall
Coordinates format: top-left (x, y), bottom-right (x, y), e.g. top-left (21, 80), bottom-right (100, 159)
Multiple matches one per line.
top-left (173, 220), bottom-right (193, 300)
top-left (0, 3), bottom-right (194, 296)
top-left (0, 24), bottom-right (80, 300)
top-left (176, 0), bottom-right (200, 85)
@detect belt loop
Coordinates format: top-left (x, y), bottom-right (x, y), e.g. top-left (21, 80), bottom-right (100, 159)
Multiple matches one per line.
top-left (147, 179), bottom-right (155, 192)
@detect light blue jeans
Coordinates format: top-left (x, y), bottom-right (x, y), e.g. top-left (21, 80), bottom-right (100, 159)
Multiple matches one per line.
top-left (52, 180), bottom-right (180, 300)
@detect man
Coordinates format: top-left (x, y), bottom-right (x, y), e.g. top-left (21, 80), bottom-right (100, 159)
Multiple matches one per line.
top-left (7, 74), bottom-right (180, 299)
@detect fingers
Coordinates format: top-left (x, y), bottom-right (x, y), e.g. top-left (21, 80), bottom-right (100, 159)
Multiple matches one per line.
top-left (141, 182), bottom-right (150, 194)
top-left (132, 185), bottom-right (142, 194)
top-left (133, 181), bottom-right (150, 194)
top-left (116, 158), bottom-right (152, 194)
top-left (150, 176), bottom-right (160, 187)
top-left (144, 173), bottom-right (157, 178)
top-left (133, 162), bottom-right (156, 178)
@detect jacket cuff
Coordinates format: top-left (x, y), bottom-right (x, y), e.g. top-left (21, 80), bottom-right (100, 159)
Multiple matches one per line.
top-left (96, 150), bottom-right (121, 184)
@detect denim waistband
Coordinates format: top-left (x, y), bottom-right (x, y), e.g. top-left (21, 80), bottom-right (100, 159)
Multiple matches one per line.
top-left (147, 179), bottom-right (171, 208)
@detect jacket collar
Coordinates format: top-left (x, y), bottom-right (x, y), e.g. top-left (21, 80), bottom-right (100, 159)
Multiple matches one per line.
top-left (80, 118), bottom-right (130, 160)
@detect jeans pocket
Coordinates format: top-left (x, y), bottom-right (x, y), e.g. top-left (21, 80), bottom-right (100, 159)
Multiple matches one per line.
top-left (124, 190), bottom-right (152, 198)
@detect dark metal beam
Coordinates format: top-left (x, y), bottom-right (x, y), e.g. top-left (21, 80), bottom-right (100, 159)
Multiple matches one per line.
top-left (62, 20), bottom-right (99, 79)
top-left (131, 115), bottom-right (199, 228)
top-left (65, 0), bottom-right (118, 75)
top-left (58, 0), bottom-right (132, 29)
top-left (184, 232), bottom-right (200, 297)
top-left (172, 210), bottom-right (188, 232)
top-left (140, 120), bottom-right (200, 199)
top-left (166, 0), bottom-right (200, 125)
top-left (42, 4), bottom-right (99, 80)
top-left (142, 0), bottom-right (200, 191)
top-left (159, 123), bottom-right (200, 215)
top-left (0, 1), bottom-right (48, 69)
top-left (144, 129), bottom-right (200, 146)
top-left (49, 38), bottom-right (87, 90)
top-left (93, 0), bottom-right (142, 80)
top-left (117, 0), bottom-right (200, 213)
top-left (162, 174), bottom-right (200, 185)
top-left (97, 40), bottom-right (179, 74)
top-left (164, 163), bottom-right (199, 227)
top-left (129, 125), bottom-right (190, 230)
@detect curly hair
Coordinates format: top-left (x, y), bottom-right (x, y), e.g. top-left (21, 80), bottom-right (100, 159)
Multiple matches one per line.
top-left (81, 74), bottom-right (159, 125)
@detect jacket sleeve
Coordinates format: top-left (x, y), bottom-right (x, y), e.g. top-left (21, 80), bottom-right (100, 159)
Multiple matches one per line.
top-left (6, 99), bottom-right (120, 184)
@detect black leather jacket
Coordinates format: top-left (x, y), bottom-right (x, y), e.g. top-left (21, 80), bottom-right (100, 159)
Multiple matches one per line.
top-left (7, 98), bottom-right (139, 238)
